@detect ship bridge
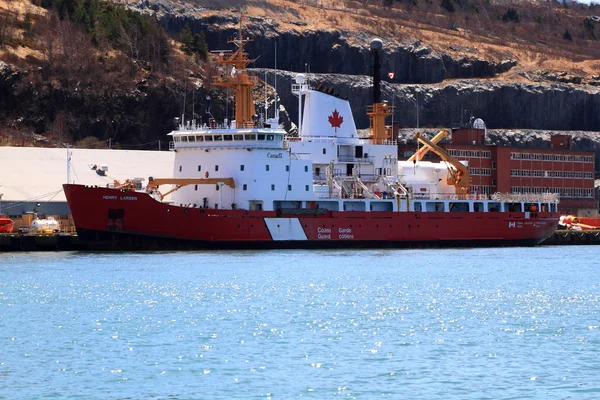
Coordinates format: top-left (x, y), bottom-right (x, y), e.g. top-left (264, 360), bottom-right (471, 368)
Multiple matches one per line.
top-left (169, 127), bottom-right (288, 151)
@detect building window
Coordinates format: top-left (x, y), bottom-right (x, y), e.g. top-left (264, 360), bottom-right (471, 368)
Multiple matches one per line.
top-left (492, 179), bottom-right (496, 186)
top-left (271, 184), bottom-right (275, 191)
top-left (492, 161), bottom-right (496, 169)
top-left (240, 165), bottom-right (245, 171)
top-left (511, 169), bottom-right (520, 177)
top-left (543, 154), bottom-right (552, 161)
top-left (266, 165), bottom-right (270, 172)
top-left (243, 184), bottom-right (247, 191)
top-left (215, 165), bottom-right (219, 171)
top-left (198, 165), bottom-right (201, 171)
top-left (511, 152), bottom-right (520, 160)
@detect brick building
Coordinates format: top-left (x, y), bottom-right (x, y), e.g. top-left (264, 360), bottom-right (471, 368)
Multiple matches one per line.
top-left (399, 119), bottom-right (597, 216)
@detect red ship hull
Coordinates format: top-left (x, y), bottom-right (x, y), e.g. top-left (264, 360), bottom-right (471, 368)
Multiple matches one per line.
top-left (64, 184), bottom-right (560, 250)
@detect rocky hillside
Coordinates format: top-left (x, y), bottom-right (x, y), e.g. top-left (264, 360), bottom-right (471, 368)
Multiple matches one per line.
top-left (0, 0), bottom-right (599, 154)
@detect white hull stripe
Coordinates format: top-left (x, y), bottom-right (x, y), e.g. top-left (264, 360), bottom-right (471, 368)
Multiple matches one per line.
top-left (264, 218), bottom-right (308, 241)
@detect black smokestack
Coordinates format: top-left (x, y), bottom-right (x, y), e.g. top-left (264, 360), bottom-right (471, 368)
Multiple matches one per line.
top-left (370, 38), bottom-right (383, 104)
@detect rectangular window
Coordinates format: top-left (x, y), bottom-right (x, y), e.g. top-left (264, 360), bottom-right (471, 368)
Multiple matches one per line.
top-left (304, 166), bottom-right (309, 172)
top-left (266, 165), bottom-right (270, 172)
top-left (492, 161), bottom-right (496, 169)
top-left (198, 165), bottom-right (201, 171)
top-left (194, 185), bottom-right (198, 191)
top-left (288, 185), bottom-right (292, 191)
top-left (240, 165), bottom-right (245, 171)
top-left (215, 165), bottom-right (219, 171)
top-left (323, 148), bottom-right (326, 155)
top-left (271, 184), bottom-right (275, 191)
top-left (305, 185), bottom-right (309, 191)
top-left (215, 184), bottom-right (220, 191)
top-left (179, 166), bottom-right (182, 172)
top-left (285, 165), bottom-right (290, 172)
top-left (243, 184), bottom-right (247, 191)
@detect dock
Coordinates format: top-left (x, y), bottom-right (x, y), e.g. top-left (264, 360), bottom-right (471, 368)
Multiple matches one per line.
top-left (2, 230), bottom-right (600, 250)
top-left (0, 233), bottom-right (83, 251)
top-left (541, 230), bottom-right (600, 246)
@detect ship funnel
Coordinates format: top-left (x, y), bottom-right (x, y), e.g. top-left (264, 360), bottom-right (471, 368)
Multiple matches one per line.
top-left (370, 38), bottom-right (383, 105)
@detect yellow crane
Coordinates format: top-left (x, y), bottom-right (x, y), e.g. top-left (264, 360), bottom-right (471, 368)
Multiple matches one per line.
top-left (407, 129), bottom-right (449, 162)
top-left (414, 132), bottom-right (471, 194)
top-left (146, 177), bottom-right (236, 201)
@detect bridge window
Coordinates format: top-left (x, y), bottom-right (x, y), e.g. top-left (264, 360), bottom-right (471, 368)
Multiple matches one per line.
top-left (267, 134), bottom-right (274, 140)
top-left (182, 136), bottom-right (188, 142)
top-left (245, 134), bottom-right (256, 140)
top-left (214, 135), bottom-right (223, 141)
top-left (473, 202), bottom-right (484, 212)
top-left (234, 134), bottom-right (243, 140)
top-left (224, 135), bottom-right (233, 141)
top-left (258, 134), bottom-right (265, 140)
top-left (276, 135), bottom-right (283, 140)
top-left (413, 202), bottom-right (422, 212)
top-left (205, 135), bottom-right (213, 141)
top-left (196, 136), bottom-right (204, 142)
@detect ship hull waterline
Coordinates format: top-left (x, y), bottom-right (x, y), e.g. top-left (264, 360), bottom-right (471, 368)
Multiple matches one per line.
top-left (64, 184), bottom-right (559, 250)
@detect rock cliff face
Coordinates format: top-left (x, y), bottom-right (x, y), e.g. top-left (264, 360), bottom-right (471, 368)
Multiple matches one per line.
top-left (265, 69), bottom-right (600, 132)
top-left (154, 12), bottom-right (516, 84)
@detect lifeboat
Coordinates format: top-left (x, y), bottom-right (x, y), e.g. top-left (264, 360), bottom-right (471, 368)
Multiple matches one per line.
top-left (0, 215), bottom-right (14, 233)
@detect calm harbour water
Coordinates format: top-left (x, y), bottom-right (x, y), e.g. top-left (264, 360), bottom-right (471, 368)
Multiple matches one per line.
top-left (1, 247), bottom-right (599, 399)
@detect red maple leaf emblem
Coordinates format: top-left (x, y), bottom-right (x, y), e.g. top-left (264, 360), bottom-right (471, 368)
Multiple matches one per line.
top-left (328, 109), bottom-right (343, 132)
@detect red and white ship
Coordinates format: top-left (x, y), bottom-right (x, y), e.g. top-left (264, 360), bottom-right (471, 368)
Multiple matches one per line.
top-left (63, 24), bottom-right (559, 249)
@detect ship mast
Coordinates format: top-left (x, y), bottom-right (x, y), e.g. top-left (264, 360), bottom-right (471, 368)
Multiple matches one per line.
top-left (367, 38), bottom-right (393, 143)
top-left (212, 15), bottom-right (257, 128)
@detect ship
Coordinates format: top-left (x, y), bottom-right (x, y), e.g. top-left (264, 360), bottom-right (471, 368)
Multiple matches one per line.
top-left (63, 20), bottom-right (560, 250)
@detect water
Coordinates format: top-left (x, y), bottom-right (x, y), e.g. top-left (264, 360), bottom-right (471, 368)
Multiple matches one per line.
top-left (1, 247), bottom-right (599, 399)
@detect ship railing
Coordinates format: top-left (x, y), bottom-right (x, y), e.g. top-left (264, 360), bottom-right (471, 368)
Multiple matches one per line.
top-left (410, 193), bottom-right (492, 201)
top-left (491, 192), bottom-right (560, 203)
top-left (337, 155), bottom-right (375, 164)
top-left (170, 140), bottom-right (287, 151)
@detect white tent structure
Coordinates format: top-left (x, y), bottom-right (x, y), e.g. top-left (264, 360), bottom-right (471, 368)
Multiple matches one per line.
top-left (0, 147), bottom-right (174, 218)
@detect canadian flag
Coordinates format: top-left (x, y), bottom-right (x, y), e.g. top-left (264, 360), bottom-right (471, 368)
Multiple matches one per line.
top-left (388, 72), bottom-right (395, 79)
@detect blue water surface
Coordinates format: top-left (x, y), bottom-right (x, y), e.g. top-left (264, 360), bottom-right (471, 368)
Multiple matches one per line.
top-left (0, 247), bottom-right (599, 399)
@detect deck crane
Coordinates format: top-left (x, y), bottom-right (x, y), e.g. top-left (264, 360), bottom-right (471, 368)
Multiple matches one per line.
top-left (414, 132), bottom-right (471, 195)
top-left (407, 129), bottom-right (449, 162)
